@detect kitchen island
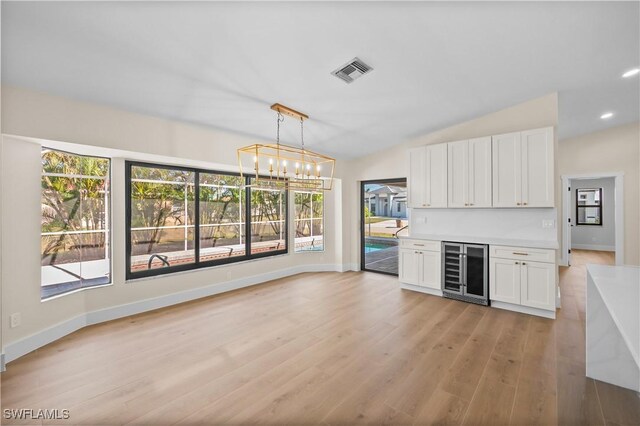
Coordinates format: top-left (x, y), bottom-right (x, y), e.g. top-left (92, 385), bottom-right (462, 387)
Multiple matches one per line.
top-left (587, 264), bottom-right (640, 391)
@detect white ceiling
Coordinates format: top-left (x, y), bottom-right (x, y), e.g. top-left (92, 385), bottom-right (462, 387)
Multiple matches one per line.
top-left (2, 2), bottom-right (639, 159)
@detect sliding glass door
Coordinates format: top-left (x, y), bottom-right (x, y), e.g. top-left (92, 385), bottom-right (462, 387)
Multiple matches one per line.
top-left (361, 178), bottom-right (408, 275)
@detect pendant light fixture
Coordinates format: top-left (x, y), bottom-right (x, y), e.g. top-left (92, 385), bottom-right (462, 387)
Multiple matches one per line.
top-left (237, 103), bottom-right (336, 190)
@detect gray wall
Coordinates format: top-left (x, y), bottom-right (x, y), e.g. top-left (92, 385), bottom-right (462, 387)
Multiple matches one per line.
top-left (571, 177), bottom-right (615, 251)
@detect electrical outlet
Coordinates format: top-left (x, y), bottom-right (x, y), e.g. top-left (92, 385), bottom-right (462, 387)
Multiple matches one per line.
top-left (542, 220), bottom-right (555, 229)
top-left (10, 313), bottom-right (21, 328)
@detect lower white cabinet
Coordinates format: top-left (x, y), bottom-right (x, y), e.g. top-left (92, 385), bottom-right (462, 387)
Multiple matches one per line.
top-left (520, 261), bottom-right (556, 310)
top-left (399, 246), bottom-right (441, 290)
top-left (489, 245), bottom-right (556, 315)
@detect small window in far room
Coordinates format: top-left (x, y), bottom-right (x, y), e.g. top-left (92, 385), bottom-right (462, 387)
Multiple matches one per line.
top-left (576, 188), bottom-right (603, 226)
top-left (294, 191), bottom-right (324, 252)
top-left (40, 148), bottom-right (111, 299)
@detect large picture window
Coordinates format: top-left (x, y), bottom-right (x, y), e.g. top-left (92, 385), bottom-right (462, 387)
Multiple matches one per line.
top-left (41, 148), bottom-right (111, 299)
top-left (294, 191), bottom-right (324, 252)
top-left (126, 162), bottom-right (288, 279)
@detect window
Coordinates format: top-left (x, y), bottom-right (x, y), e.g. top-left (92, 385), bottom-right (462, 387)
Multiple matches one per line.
top-left (199, 173), bottom-right (246, 261)
top-left (41, 148), bottom-right (111, 299)
top-left (294, 191), bottom-right (323, 252)
top-left (576, 188), bottom-right (603, 225)
top-left (126, 162), bottom-right (288, 279)
top-left (250, 180), bottom-right (287, 255)
top-left (129, 165), bottom-right (196, 273)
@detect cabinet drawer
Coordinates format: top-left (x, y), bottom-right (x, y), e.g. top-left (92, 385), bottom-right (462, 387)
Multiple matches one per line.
top-left (401, 239), bottom-right (441, 252)
top-left (490, 245), bottom-right (555, 263)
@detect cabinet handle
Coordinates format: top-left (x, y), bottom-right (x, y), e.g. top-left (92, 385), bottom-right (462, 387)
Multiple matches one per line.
top-left (464, 203), bottom-right (468, 206)
top-left (515, 261), bottom-right (520, 265)
top-left (422, 203), bottom-right (426, 206)
top-left (522, 262), bottom-right (527, 266)
top-left (512, 252), bottom-right (529, 256)
top-left (523, 202), bottom-right (528, 206)
top-left (414, 244), bottom-right (425, 247)
top-left (469, 203), bottom-right (474, 206)
top-left (516, 202), bottom-right (521, 206)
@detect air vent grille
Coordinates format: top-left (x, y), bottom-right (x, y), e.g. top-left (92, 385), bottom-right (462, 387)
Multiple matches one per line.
top-left (331, 57), bottom-right (373, 84)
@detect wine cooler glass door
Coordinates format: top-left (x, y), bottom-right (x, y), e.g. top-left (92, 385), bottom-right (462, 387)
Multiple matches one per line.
top-left (463, 244), bottom-right (488, 299)
top-left (443, 243), bottom-right (463, 293)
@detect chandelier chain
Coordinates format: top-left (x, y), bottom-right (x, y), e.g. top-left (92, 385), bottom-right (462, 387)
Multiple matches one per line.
top-left (300, 118), bottom-right (305, 151)
top-left (276, 112), bottom-right (284, 146)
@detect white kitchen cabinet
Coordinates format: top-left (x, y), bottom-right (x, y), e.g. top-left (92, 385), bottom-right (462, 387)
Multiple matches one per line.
top-left (492, 127), bottom-right (554, 208)
top-left (399, 248), bottom-right (422, 286)
top-left (490, 258), bottom-right (521, 305)
top-left (521, 261), bottom-right (556, 311)
top-left (492, 132), bottom-right (522, 207)
top-left (447, 140), bottom-right (468, 208)
top-left (447, 137), bottom-right (492, 208)
top-left (489, 244), bottom-right (556, 317)
top-left (408, 144), bottom-right (447, 208)
top-left (521, 128), bottom-right (554, 207)
top-left (399, 241), bottom-right (442, 291)
top-left (420, 250), bottom-right (441, 290)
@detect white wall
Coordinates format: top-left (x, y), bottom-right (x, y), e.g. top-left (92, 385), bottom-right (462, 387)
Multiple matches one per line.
top-left (570, 178), bottom-right (616, 251)
top-left (340, 93), bottom-right (560, 267)
top-left (559, 122), bottom-right (640, 265)
top-left (0, 86), bottom-right (347, 362)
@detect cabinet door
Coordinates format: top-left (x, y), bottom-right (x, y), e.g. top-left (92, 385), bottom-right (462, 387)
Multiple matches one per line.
top-left (426, 143), bottom-right (448, 207)
top-left (408, 147), bottom-right (427, 208)
top-left (521, 127), bottom-right (554, 207)
top-left (447, 140), bottom-right (468, 208)
top-left (468, 136), bottom-right (492, 208)
top-left (492, 132), bottom-right (522, 207)
top-left (521, 261), bottom-right (556, 311)
top-left (399, 248), bottom-right (422, 285)
top-left (489, 258), bottom-right (521, 304)
top-left (420, 250), bottom-right (441, 290)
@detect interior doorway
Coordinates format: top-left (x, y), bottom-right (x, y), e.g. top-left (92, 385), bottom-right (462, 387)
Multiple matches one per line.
top-left (361, 178), bottom-right (408, 275)
top-left (561, 173), bottom-right (624, 266)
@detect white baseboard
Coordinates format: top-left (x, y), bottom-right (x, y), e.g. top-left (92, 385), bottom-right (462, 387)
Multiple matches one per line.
top-left (400, 283), bottom-right (443, 297)
top-left (3, 263), bottom-right (351, 366)
top-left (491, 300), bottom-right (556, 319)
top-left (571, 244), bottom-right (615, 252)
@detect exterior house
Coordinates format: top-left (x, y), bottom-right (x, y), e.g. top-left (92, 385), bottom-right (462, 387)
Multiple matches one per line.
top-left (365, 185), bottom-right (407, 218)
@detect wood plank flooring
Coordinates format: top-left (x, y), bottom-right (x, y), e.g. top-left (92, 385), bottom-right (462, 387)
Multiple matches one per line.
top-left (1, 249), bottom-right (639, 425)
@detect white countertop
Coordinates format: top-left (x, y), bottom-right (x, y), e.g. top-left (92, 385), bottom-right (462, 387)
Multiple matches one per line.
top-left (400, 233), bottom-right (559, 249)
top-left (587, 264), bottom-right (640, 368)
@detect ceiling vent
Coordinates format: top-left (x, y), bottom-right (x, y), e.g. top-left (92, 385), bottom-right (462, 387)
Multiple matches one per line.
top-left (331, 57), bottom-right (373, 84)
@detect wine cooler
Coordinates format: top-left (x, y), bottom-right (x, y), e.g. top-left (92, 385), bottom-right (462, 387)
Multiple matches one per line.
top-left (442, 242), bottom-right (489, 306)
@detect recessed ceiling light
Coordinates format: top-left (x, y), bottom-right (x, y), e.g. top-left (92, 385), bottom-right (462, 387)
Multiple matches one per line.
top-left (600, 112), bottom-right (614, 119)
top-left (622, 68), bottom-right (640, 78)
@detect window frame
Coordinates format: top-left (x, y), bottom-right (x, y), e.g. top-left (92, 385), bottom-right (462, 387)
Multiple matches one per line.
top-left (293, 190), bottom-right (325, 253)
top-left (41, 147), bottom-right (113, 300)
top-left (125, 160), bottom-right (289, 280)
top-left (575, 187), bottom-right (603, 226)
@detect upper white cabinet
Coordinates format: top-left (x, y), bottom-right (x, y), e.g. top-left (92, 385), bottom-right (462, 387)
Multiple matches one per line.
top-left (409, 126), bottom-right (554, 209)
top-left (492, 127), bottom-right (554, 208)
top-left (408, 144), bottom-right (447, 208)
top-left (521, 128), bottom-right (555, 207)
top-left (447, 137), bottom-right (492, 208)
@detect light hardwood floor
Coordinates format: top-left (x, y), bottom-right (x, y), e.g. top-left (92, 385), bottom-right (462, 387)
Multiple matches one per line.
top-left (1, 249), bottom-right (639, 425)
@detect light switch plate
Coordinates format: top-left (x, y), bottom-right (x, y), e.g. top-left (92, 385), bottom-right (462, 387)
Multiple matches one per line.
top-left (542, 220), bottom-right (555, 229)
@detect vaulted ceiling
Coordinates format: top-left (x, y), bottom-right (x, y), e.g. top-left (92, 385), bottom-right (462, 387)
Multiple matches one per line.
top-left (2, 2), bottom-right (638, 159)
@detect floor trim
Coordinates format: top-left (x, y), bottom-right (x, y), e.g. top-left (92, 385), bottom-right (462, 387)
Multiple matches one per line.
top-left (3, 263), bottom-right (353, 366)
top-left (491, 300), bottom-right (556, 319)
top-left (400, 283), bottom-right (443, 297)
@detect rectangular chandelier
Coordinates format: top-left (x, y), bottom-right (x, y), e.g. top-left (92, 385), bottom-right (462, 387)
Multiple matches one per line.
top-left (237, 104), bottom-right (336, 191)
